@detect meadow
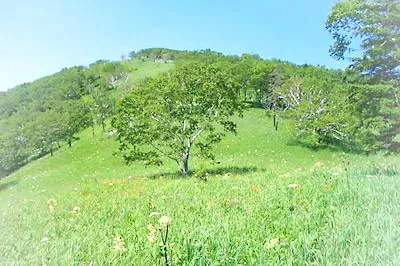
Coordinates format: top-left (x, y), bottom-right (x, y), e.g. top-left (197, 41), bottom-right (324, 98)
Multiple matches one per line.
top-left (1, 108), bottom-right (399, 265)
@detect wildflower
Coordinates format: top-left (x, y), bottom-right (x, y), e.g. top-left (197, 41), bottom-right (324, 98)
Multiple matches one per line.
top-left (248, 184), bottom-right (260, 193)
top-left (85, 194), bottom-right (93, 201)
top-left (149, 212), bottom-right (160, 217)
top-left (47, 198), bottom-right (57, 205)
top-left (314, 161), bottom-right (324, 168)
top-left (113, 234), bottom-right (126, 253)
top-left (226, 198), bottom-right (239, 207)
top-left (322, 184), bottom-right (330, 191)
top-left (288, 183), bottom-right (299, 189)
top-left (70, 206), bottom-right (80, 214)
top-left (158, 216), bottom-right (172, 227)
top-left (146, 224), bottom-right (157, 244)
top-left (47, 198), bottom-right (57, 211)
top-left (206, 201), bottom-right (215, 208)
top-left (41, 237), bottom-right (49, 243)
top-left (332, 172), bottom-right (339, 176)
top-left (265, 238), bottom-right (279, 249)
top-left (232, 186), bottom-right (239, 190)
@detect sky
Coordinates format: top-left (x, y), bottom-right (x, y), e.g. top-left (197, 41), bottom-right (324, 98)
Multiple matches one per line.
top-left (0, 0), bottom-right (347, 92)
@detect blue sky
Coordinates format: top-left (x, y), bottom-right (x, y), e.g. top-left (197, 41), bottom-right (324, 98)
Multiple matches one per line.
top-left (0, 0), bottom-right (346, 92)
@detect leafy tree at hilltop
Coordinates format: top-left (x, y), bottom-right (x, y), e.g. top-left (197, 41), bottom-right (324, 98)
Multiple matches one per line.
top-left (112, 64), bottom-right (243, 175)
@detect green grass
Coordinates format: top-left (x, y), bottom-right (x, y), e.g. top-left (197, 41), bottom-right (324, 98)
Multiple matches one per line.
top-left (1, 108), bottom-right (399, 265)
top-left (123, 58), bottom-right (175, 83)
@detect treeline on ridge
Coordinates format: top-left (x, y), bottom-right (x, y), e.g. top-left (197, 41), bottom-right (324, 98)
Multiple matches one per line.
top-left (0, 48), bottom-right (398, 177)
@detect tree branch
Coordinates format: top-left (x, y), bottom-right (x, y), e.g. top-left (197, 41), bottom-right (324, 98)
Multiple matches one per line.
top-left (150, 115), bottom-right (183, 142)
top-left (149, 142), bottom-right (179, 163)
top-left (190, 129), bottom-right (204, 144)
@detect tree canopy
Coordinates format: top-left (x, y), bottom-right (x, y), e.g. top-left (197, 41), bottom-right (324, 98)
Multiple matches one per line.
top-left (112, 63), bottom-right (243, 175)
top-left (326, 0), bottom-right (400, 83)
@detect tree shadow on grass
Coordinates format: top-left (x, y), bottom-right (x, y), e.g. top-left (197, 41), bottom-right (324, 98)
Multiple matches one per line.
top-left (148, 166), bottom-right (259, 179)
top-left (0, 180), bottom-right (18, 192)
top-left (286, 139), bottom-right (355, 153)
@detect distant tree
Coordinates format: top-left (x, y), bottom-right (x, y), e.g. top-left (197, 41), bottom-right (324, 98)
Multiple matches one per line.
top-left (112, 64), bottom-right (243, 175)
top-left (326, 0), bottom-right (400, 83)
top-left (85, 73), bottom-right (115, 132)
top-left (249, 62), bottom-right (275, 104)
top-left (129, 50), bottom-right (136, 59)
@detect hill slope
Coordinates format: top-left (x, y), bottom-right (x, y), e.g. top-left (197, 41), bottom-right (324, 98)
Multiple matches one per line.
top-left (1, 108), bottom-right (399, 265)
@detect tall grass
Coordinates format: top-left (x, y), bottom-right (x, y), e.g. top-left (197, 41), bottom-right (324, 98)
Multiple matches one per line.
top-left (0, 109), bottom-right (399, 265)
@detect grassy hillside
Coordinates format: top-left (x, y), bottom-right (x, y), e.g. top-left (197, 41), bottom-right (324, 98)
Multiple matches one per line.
top-left (124, 58), bottom-right (175, 84)
top-left (0, 58), bottom-right (174, 178)
top-left (1, 108), bottom-right (399, 265)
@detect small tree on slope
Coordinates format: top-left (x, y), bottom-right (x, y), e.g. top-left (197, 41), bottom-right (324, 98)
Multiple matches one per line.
top-left (112, 64), bottom-right (243, 175)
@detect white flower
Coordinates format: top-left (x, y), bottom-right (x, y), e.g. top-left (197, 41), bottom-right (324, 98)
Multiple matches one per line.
top-left (70, 206), bottom-right (80, 214)
top-left (149, 212), bottom-right (160, 217)
top-left (288, 183), bottom-right (299, 189)
top-left (265, 238), bottom-right (279, 249)
top-left (158, 216), bottom-right (172, 226)
top-left (41, 237), bottom-right (49, 243)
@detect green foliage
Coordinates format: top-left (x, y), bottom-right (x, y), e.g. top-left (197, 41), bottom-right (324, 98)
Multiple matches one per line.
top-left (1, 47), bottom-right (398, 177)
top-left (134, 48), bottom-right (184, 61)
top-left (1, 109), bottom-right (400, 264)
top-left (112, 63), bottom-right (243, 174)
top-left (293, 81), bottom-right (399, 152)
top-left (0, 60), bottom-right (137, 176)
top-left (326, 0), bottom-right (400, 82)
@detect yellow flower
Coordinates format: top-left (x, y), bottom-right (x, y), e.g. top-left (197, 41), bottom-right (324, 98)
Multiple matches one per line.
top-left (206, 201), bottom-right (215, 208)
top-left (265, 238), bottom-right (279, 249)
top-left (146, 224), bottom-right (157, 244)
top-left (48, 198), bottom-right (57, 211)
top-left (314, 161), bottom-right (324, 168)
top-left (113, 234), bottom-right (126, 253)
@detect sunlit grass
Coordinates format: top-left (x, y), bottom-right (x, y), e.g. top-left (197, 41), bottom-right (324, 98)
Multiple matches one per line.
top-left (0, 108), bottom-right (399, 265)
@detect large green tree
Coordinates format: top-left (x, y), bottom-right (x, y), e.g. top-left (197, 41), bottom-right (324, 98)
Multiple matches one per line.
top-left (112, 64), bottom-right (243, 175)
top-left (326, 0), bottom-right (400, 82)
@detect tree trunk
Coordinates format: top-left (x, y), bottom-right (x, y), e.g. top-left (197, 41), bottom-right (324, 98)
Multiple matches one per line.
top-left (101, 119), bottom-right (105, 132)
top-left (181, 152), bottom-right (189, 175)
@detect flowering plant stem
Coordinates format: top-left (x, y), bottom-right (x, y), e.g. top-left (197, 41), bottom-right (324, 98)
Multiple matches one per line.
top-left (159, 224), bottom-right (170, 266)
